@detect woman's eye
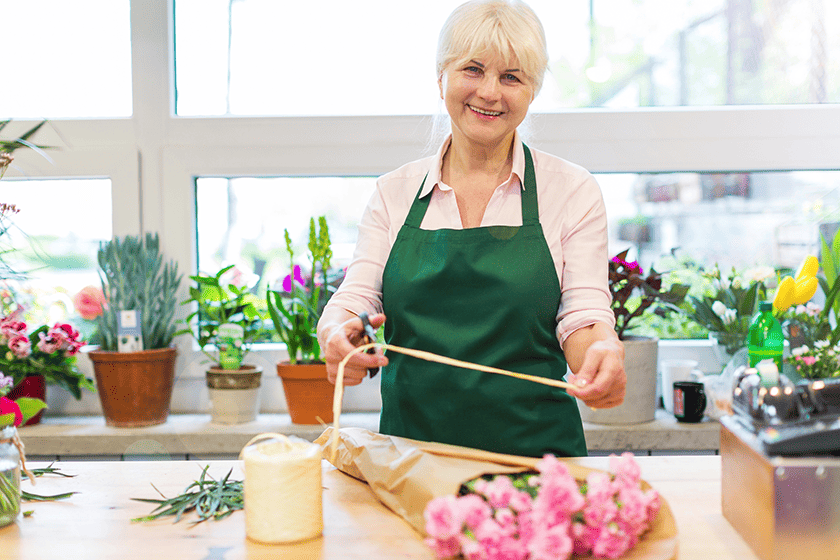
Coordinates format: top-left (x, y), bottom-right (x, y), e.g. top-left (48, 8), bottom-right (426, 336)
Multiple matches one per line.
top-left (464, 66), bottom-right (483, 75)
top-left (503, 73), bottom-right (521, 83)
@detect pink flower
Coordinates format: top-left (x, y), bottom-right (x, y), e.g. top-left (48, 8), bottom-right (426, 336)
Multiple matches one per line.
top-left (282, 265), bottom-right (305, 292)
top-left (424, 535), bottom-right (461, 559)
top-left (8, 334), bottom-right (31, 358)
top-left (0, 396), bottom-right (22, 427)
top-left (610, 256), bottom-right (643, 275)
top-left (582, 473), bottom-right (619, 526)
top-left (617, 486), bottom-right (650, 533)
top-left (72, 285), bottom-right (106, 320)
top-left (802, 356), bottom-right (817, 366)
top-left (425, 495), bottom-right (463, 540)
top-left (473, 518), bottom-right (528, 560)
top-left (609, 452), bottom-right (642, 487)
top-left (480, 475), bottom-right (518, 509)
top-left (528, 523), bottom-right (574, 560)
top-left (571, 521), bottom-right (600, 556)
top-left (592, 522), bottom-right (633, 559)
top-left (0, 318), bottom-right (26, 344)
top-left (37, 331), bottom-right (62, 354)
top-left (458, 494), bottom-right (492, 530)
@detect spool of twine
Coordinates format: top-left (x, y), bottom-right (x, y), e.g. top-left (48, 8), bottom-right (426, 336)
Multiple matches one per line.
top-left (240, 433), bottom-right (323, 544)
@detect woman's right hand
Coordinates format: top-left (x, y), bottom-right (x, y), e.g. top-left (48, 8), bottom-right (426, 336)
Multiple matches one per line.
top-left (319, 312), bottom-right (388, 386)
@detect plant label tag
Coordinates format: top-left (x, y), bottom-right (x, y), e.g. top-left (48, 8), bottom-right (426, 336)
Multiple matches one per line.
top-left (217, 323), bottom-right (245, 370)
top-left (118, 309), bottom-right (144, 352)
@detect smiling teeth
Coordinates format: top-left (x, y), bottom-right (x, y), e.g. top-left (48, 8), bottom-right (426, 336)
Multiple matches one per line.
top-left (470, 106), bottom-right (502, 116)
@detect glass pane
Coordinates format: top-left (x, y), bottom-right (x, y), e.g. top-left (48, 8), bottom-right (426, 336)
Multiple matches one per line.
top-left (195, 175), bottom-right (376, 301)
top-left (175, 0), bottom-right (839, 116)
top-left (1, 1), bottom-right (132, 118)
top-left (600, 169), bottom-right (840, 271)
top-left (0, 179), bottom-right (112, 340)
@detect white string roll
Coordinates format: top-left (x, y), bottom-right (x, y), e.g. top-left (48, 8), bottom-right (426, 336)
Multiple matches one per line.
top-left (241, 433), bottom-right (323, 544)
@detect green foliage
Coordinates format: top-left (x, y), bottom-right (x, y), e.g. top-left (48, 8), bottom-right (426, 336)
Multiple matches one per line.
top-left (610, 249), bottom-right (689, 340)
top-left (267, 216), bottom-right (341, 364)
top-left (96, 233), bottom-right (182, 351)
top-left (176, 265), bottom-right (266, 369)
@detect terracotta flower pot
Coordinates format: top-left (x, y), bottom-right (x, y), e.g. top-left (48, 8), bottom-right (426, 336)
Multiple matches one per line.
top-left (7, 375), bottom-right (46, 426)
top-left (276, 362), bottom-right (334, 425)
top-left (87, 347), bottom-right (177, 427)
top-left (206, 364), bottom-right (262, 424)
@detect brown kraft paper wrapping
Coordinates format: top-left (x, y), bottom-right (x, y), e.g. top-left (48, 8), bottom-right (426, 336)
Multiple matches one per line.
top-left (314, 427), bottom-right (677, 560)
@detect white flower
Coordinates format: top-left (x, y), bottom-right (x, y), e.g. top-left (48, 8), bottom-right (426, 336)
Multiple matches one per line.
top-left (719, 277), bottom-right (731, 290)
top-left (745, 266), bottom-right (775, 283)
top-left (711, 301), bottom-right (728, 318)
top-left (722, 308), bottom-right (738, 326)
top-left (815, 339), bottom-right (830, 349)
top-left (791, 346), bottom-right (810, 356)
top-left (731, 276), bottom-right (743, 289)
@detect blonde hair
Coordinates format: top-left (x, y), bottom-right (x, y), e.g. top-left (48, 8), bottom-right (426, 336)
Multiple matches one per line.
top-left (436, 0), bottom-right (548, 95)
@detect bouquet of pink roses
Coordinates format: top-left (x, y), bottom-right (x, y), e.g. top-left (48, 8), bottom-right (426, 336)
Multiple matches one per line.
top-left (424, 452), bottom-right (660, 560)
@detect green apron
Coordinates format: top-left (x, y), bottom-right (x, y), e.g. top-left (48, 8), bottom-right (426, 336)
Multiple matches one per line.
top-left (380, 144), bottom-right (587, 458)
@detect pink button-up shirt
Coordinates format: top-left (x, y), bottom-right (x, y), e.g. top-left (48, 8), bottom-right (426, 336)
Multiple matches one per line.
top-left (326, 133), bottom-right (615, 342)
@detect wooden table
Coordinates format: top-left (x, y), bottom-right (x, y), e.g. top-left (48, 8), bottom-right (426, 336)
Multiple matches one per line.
top-left (0, 456), bottom-right (757, 559)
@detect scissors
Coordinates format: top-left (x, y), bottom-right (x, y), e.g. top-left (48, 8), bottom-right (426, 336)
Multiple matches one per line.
top-left (358, 312), bottom-right (380, 378)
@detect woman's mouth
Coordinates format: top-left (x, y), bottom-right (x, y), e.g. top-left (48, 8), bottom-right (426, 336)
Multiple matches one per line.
top-left (469, 105), bottom-right (503, 117)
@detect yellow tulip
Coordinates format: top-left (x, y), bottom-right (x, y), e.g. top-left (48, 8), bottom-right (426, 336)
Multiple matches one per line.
top-left (795, 255), bottom-right (819, 280)
top-left (791, 276), bottom-right (818, 305)
top-left (773, 276), bottom-right (796, 312)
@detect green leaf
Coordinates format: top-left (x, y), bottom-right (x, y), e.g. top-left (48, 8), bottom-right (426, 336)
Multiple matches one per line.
top-left (17, 397), bottom-right (47, 424)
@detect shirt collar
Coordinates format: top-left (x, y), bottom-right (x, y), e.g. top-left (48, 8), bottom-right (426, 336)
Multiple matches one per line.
top-left (421, 131), bottom-right (526, 198)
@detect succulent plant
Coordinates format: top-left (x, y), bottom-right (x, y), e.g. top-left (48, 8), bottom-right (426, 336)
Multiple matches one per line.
top-left (96, 233), bottom-right (182, 351)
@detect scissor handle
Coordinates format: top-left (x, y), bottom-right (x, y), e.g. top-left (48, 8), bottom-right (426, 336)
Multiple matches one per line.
top-left (357, 312), bottom-right (379, 378)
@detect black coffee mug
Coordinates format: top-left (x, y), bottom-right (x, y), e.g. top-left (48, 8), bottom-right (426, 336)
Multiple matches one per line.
top-left (673, 381), bottom-right (706, 423)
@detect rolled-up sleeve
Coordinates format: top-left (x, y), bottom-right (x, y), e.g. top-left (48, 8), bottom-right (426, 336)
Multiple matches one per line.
top-left (537, 157), bottom-right (614, 343)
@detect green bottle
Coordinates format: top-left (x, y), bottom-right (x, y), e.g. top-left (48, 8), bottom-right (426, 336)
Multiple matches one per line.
top-left (747, 301), bottom-right (784, 385)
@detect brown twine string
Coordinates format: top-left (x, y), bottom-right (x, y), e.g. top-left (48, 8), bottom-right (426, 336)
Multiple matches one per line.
top-left (329, 342), bottom-right (578, 462)
top-left (1, 431), bottom-right (35, 485)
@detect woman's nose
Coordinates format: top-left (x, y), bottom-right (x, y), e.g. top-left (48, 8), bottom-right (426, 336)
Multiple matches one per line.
top-left (476, 76), bottom-right (501, 100)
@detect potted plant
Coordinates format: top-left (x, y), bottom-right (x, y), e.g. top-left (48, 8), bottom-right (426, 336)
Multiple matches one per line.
top-left (86, 233), bottom-right (182, 427)
top-left (0, 312), bottom-right (94, 425)
top-left (686, 264), bottom-right (770, 365)
top-left (267, 216), bottom-right (343, 424)
top-left (579, 249), bottom-right (688, 425)
top-left (177, 265), bottom-right (266, 424)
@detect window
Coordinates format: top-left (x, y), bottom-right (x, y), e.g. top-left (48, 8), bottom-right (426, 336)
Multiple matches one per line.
top-left (174, 0), bottom-right (839, 116)
top-left (195, 176), bottom-right (376, 292)
top-left (0, 179), bottom-right (112, 335)
top-left (1, 1), bottom-right (132, 118)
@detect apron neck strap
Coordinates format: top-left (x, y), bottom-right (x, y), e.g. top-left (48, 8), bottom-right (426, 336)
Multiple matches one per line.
top-left (404, 142), bottom-right (539, 228)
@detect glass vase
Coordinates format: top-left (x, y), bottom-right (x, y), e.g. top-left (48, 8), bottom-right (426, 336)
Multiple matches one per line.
top-left (0, 426), bottom-right (21, 527)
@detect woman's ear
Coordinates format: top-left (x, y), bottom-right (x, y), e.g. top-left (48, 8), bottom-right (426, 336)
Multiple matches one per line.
top-left (438, 74), bottom-right (444, 100)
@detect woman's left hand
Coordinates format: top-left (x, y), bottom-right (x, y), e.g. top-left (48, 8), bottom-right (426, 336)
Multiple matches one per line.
top-left (563, 324), bottom-right (626, 409)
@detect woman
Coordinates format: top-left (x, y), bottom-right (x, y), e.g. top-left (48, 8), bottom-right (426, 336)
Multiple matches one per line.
top-left (317, 0), bottom-right (625, 458)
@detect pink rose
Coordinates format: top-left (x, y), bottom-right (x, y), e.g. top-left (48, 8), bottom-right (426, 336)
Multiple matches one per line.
top-left (73, 286), bottom-right (106, 320)
top-left (424, 495), bottom-right (463, 540)
top-left (8, 334), bottom-right (31, 358)
top-left (37, 331), bottom-right (62, 354)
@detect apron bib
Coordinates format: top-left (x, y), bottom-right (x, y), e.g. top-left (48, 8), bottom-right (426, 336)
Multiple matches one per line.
top-left (380, 144), bottom-right (586, 457)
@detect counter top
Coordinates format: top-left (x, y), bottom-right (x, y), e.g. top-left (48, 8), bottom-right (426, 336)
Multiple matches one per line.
top-left (0, 454), bottom-right (756, 559)
top-left (20, 410), bottom-right (721, 460)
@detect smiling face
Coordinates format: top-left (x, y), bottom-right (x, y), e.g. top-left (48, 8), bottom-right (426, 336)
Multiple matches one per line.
top-left (439, 52), bottom-right (535, 152)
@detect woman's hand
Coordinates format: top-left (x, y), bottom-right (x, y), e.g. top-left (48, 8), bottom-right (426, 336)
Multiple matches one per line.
top-left (562, 323), bottom-right (626, 409)
top-left (318, 312), bottom-right (389, 386)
